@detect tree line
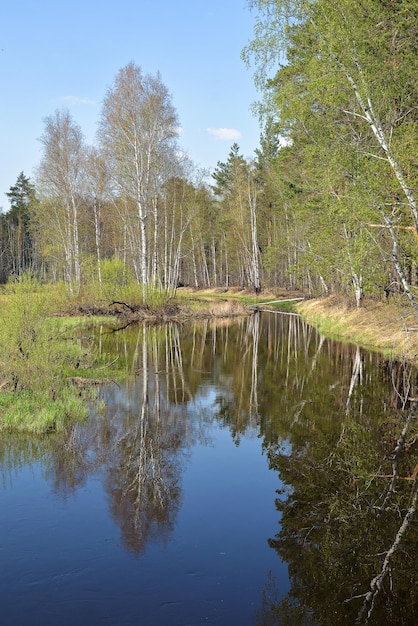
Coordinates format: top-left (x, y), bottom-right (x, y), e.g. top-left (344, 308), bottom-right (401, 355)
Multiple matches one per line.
top-left (0, 63), bottom-right (266, 297)
top-left (1, 1), bottom-right (418, 312)
top-left (243, 0), bottom-right (418, 310)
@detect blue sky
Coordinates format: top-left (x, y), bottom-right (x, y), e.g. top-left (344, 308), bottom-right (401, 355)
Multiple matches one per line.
top-left (0, 0), bottom-right (262, 208)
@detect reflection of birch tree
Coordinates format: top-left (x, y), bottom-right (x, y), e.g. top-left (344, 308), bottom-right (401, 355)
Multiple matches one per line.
top-left (249, 312), bottom-right (260, 423)
top-left (354, 402), bottom-right (418, 622)
top-left (105, 325), bottom-right (187, 553)
top-left (345, 346), bottom-right (363, 415)
top-left (264, 356), bottom-right (418, 625)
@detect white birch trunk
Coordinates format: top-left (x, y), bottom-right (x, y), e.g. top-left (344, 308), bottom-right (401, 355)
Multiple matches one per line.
top-left (248, 172), bottom-right (261, 292)
top-left (331, 49), bottom-right (418, 229)
top-left (92, 197), bottom-right (102, 294)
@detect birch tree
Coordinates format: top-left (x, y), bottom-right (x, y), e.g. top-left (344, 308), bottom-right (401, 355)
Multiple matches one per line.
top-left (98, 63), bottom-right (179, 293)
top-left (244, 0), bottom-right (418, 307)
top-left (83, 147), bottom-right (113, 294)
top-left (36, 110), bottom-right (86, 292)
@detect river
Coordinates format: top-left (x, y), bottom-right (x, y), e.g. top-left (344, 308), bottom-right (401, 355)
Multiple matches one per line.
top-left (1, 313), bottom-right (417, 625)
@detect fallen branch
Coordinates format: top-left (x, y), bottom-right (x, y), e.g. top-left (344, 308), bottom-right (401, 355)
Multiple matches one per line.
top-left (110, 300), bottom-right (136, 313)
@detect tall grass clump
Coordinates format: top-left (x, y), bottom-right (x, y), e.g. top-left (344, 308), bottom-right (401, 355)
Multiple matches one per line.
top-left (143, 282), bottom-right (171, 307)
top-left (0, 274), bottom-right (89, 433)
top-left (98, 257), bottom-right (138, 301)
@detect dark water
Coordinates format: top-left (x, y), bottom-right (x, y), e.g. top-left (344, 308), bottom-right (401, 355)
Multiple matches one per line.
top-left (1, 313), bottom-right (418, 625)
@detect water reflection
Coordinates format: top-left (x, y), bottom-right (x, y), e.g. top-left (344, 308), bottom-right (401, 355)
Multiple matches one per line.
top-left (103, 328), bottom-right (188, 554)
top-left (0, 313), bottom-right (417, 624)
top-left (255, 319), bottom-right (418, 625)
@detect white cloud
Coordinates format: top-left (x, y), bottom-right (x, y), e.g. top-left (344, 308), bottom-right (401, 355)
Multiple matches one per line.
top-left (61, 95), bottom-right (97, 106)
top-left (207, 127), bottom-right (242, 141)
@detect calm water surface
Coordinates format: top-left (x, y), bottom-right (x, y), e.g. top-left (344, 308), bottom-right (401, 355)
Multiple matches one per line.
top-left (1, 313), bottom-right (418, 625)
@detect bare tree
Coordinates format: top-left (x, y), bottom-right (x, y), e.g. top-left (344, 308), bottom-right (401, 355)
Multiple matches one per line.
top-left (98, 62), bottom-right (179, 294)
top-left (84, 147), bottom-right (113, 294)
top-left (37, 110), bottom-right (86, 292)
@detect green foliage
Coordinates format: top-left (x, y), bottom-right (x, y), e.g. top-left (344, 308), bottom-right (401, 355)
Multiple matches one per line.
top-left (244, 0), bottom-right (418, 304)
top-left (99, 257), bottom-right (137, 300)
top-left (0, 273), bottom-right (91, 432)
top-left (0, 172), bottom-right (38, 282)
top-left (80, 256), bottom-right (172, 308)
top-left (143, 282), bottom-right (171, 307)
top-left (82, 256), bottom-right (143, 303)
top-left (6, 172), bottom-right (37, 214)
top-left (211, 143), bottom-right (246, 196)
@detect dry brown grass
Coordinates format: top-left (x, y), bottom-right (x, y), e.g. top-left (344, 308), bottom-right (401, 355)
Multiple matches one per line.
top-left (176, 286), bottom-right (303, 301)
top-left (206, 300), bottom-right (251, 317)
top-left (186, 298), bottom-right (251, 318)
top-left (296, 296), bottom-right (418, 362)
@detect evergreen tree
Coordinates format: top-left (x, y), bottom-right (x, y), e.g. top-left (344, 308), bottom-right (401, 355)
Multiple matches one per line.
top-left (1, 172), bottom-right (38, 280)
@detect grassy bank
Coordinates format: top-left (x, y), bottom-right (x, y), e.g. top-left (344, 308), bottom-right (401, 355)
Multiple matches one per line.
top-left (0, 277), bottom-right (110, 434)
top-left (6, 275), bottom-right (416, 434)
top-left (296, 296), bottom-right (418, 363)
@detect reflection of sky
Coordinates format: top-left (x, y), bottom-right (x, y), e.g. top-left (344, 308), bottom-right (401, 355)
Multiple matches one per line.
top-left (151, 416), bottom-right (289, 625)
top-left (280, 439), bottom-right (292, 456)
top-left (0, 373), bottom-right (289, 625)
top-left (187, 382), bottom-right (228, 419)
top-left (0, 400), bottom-right (289, 626)
top-left (188, 382), bottom-right (219, 409)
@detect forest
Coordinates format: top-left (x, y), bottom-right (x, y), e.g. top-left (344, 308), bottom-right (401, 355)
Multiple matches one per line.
top-left (1, 0), bottom-right (417, 314)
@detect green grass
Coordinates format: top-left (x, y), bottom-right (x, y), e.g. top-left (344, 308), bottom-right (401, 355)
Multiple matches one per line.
top-left (53, 315), bottom-right (118, 332)
top-left (0, 388), bottom-right (88, 434)
top-left (0, 274), bottom-right (115, 433)
top-left (262, 299), bottom-right (298, 312)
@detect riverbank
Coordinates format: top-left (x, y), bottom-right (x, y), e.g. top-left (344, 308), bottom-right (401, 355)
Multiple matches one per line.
top-left (177, 290), bottom-right (418, 365)
top-left (67, 286), bottom-right (300, 323)
top-left (72, 298), bottom-right (252, 324)
top-left (296, 295), bottom-right (418, 363)
top-left (69, 288), bottom-right (418, 363)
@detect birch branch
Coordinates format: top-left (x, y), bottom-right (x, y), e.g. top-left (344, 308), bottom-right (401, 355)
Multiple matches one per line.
top-left (357, 480), bottom-right (418, 623)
